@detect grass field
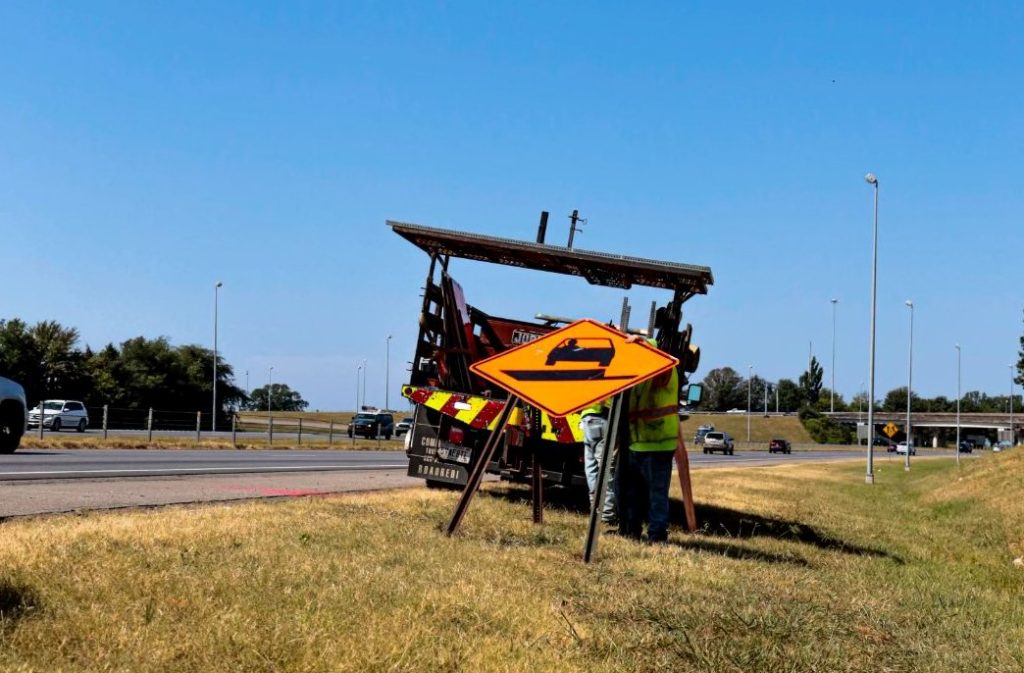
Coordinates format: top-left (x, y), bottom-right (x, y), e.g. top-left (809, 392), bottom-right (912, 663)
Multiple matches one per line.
top-left (17, 435), bottom-right (405, 451)
top-left (1, 450), bottom-right (1021, 671)
top-left (681, 412), bottom-right (814, 444)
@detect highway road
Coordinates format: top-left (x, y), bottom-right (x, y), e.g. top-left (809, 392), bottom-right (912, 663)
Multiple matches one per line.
top-left (0, 448), bottom-right (935, 518)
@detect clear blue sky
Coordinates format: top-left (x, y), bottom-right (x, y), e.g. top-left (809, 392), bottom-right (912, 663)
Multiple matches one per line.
top-left (2, 2), bottom-right (1022, 411)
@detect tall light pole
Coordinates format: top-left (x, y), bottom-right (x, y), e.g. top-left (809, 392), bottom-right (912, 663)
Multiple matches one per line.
top-left (904, 300), bottom-right (914, 472)
top-left (1010, 364), bottom-right (1015, 445)
top-left (267, 366), bottom-right (273, 414)
top-left (386, 335), bottom-right (393, 411)
top-left (213, 281), bottom-right (223, 432)
top-left (955, 344), bottom-right (961, 466)
top-left (355, 364), bottom-right (362, 411)
top-left (865, 172), bottom-right (879, 484)
top-left (245, 370), bottom-right (249, 398)
top-left (361, 358), bottom-right (367, 410)
top-left (859, 380), bottom-right (865, 427)
top-left (747, 365), bottom-right (753, 443)
top-left (831, 298), bottom-right (838, 413)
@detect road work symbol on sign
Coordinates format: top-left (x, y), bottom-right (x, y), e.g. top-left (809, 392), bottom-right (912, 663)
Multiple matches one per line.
top-left (470, 318), bottom-right (678, 418)
top-left (883, 422), bottom-right (899, 438)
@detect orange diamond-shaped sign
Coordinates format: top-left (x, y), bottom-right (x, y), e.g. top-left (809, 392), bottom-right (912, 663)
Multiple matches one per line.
top-left (470, 319), bottom-right (679, 417)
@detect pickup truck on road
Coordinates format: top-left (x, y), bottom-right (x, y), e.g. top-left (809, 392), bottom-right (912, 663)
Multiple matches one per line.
top-left (0, 376), bottom-right (28, 453)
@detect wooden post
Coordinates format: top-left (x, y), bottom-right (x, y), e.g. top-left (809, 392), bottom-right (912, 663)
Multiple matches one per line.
top-left (446, 397), bottom-right (519, 536)
top-left (675, 421), bottom-right (698, 533)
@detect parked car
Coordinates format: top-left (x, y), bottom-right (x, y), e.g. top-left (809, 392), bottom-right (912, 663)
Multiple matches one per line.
top-left (993, 440), bottom-right (1012, 452)
top-left (0, 376), bottom-right (28, 453)
top-left (693, 424), bottom-right (715, 445)
top-left (395, 416), bottom-right (414, 437)
top-left (895, 441), bottom-right (916, 456)
top-left (958, 440), bottom-right (974, 453)
top-left (27, 399), bottom-right (89, 433)
top-left (703, 431), bottom-right (735, 455)
top-left (347, 411), bottom-right (394, 439)
top-left (768, 438), bottom-right (791, 454)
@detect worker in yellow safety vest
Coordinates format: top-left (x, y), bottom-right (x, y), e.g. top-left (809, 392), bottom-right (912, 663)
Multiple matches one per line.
top-left (615, 338), bottom-right (679, 543)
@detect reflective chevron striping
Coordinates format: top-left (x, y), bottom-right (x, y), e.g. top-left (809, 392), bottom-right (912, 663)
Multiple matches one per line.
top-left (401, 385), bottom-right (584, 443)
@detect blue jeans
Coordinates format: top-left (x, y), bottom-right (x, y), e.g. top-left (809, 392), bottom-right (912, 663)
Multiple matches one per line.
top-left (580, 415), bottom-right (617, 521)
top-left (617, 450), bottom-right (673, 541)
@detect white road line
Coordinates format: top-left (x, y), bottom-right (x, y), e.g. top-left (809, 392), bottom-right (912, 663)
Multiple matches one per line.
top-left (0, 464), bottom-right (409, 477)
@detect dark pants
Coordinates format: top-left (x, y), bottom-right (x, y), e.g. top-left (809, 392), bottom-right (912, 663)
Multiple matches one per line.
top-left (616, 449), bottom-right (674, 541)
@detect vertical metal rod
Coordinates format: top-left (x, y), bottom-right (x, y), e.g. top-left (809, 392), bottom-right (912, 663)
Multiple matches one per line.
top-left (386, 335), bottom-right (392, 412)
top-left (531, 451), bottom-right (544, 524)
top-left (746, 365), bottom-right (752, 443)
top-left (329, 419), bottom-right (334, 446)
top-left (102, 404), bottom-right (108, 440)
top-left (831, 298), bottom-right (838, 413)
top-left (567, 209), bottom-right (580, 248)
top-left (1010, 364), bottom-right (1015, 445)
top-left (232, 413), bottom-right (237, 448)
top-left (298, 417), bottom-right (303, 446)
top-left (536, 211), bottom-right (549, 244)
top-left (213, 282), bottom-right (222, 432)
top-left (955, 345), bottom-right (960, 465)
top-left (269, 416), bottom-right (274, 446)
top-left (147, 408), bottom-right (153, 442)
top-left (905, 301), bottom-right (913, 471)
top-left (584, 394), bottom-right (623, 563)
top-left (196, 411), bottom-right (201, 443)
top-left (866, 174), bottom-right (879, 484)
top-left (446, 397), bottom-right (519, 536)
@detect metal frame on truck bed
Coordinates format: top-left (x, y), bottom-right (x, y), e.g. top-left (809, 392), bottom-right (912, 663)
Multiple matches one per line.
top-left (391, 219), bottom-right (714, 490)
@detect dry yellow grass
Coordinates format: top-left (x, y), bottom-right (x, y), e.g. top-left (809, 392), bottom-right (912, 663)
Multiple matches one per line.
top-left (681, 413), bottom-right (814, 444)
top-left (0, 455), bottom-right (1021, 671)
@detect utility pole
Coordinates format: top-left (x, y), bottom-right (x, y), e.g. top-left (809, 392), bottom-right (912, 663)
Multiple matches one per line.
top-left (567, 209), bottom-right (586, 249)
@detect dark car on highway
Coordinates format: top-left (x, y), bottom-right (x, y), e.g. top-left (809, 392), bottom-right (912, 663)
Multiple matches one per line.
top-left (348, 412), bottom-right (395, 439)
top-left (768, 438), bottom-right (791, 454)
top-left (958, 440), bottom-right (974, 453)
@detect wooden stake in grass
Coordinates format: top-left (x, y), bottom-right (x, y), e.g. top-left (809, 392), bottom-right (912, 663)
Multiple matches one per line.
top-left (675, 421), bottom-right (698, 533)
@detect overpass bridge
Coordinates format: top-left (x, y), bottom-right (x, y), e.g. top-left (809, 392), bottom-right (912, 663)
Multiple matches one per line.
top-left (827, 411), bottom-right (1019, 446)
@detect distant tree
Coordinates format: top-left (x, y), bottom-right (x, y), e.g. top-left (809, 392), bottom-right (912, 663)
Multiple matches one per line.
top-left (849, 390), bottom-right (870, 413)
top-left (775, 378), bottom-right (805, 412)
top-left (701, 367), bottom-right (744, 411)
top-left (1017, 324), bottom-right (1024, 388)
top-left (883, 387), bottom-right (930, 413)
top-left (799, 356), bottom-right (824, 404)
top-left (245, 383), bottom-right (308, 412)
top-left (813, 389), bottom-right (847, 413)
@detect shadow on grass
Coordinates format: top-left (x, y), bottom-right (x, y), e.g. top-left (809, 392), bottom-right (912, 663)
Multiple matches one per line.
top-left (0, 580), bottom-right (39, 630)
top-left (667, 536), bottom-right (810, 566)
top-left (681, 501), bottom-right (902, 562)
top-left (479, 484), bottom-right (899, 562)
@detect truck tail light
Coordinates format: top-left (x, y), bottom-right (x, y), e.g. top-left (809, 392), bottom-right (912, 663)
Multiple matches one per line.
top-left (448, 427), bottom-right (465, 445)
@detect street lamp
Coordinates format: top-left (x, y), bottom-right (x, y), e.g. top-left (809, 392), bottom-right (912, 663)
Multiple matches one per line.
top-left (361, 358), bottom-right (367, 410)
top-left (386, 335), bottom-right (393, 411)
top-left (904, 300), bottom-right (914, 472)
top-left (245, 370), bottom-right (249, 398)
top-left (865, 172), bottom-right (879, 484)
top-left (1010, 364), bottom-right (1015, 446)
top-left (831, 298), bottom-right (838, 414)
top-left (355, 364), bottom-right (362, 411)
top-left (213, 281), bottom-right (223, 432)
top-left (267, 366), bottom-right (273, 413)
top-left (955, 344), bottom-right (961, 466)
top-left (747, 365), bottom-right (753, 443)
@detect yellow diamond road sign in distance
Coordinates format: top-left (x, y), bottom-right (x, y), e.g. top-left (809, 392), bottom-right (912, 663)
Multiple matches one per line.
top-left (469, 318), bottom-right (679, 418)
top-left (883, 422), bottom-right (899, 438)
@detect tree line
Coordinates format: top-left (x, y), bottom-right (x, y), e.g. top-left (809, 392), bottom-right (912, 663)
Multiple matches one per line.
top-left (0, 318), bottom-right (308, 414)
top-left (698, 355), bottom-right (1022, 414)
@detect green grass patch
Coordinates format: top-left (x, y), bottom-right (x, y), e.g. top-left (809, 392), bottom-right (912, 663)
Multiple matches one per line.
top-left (0, 453), bottom-right (1021, 671)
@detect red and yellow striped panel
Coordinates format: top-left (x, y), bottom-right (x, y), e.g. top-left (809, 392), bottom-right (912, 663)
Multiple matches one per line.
top-left (401, 385), bottom-right (583, 444)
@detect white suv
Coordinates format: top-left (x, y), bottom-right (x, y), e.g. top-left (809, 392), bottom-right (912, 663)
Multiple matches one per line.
top-left (28, 400), bottom-right (89, 433)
